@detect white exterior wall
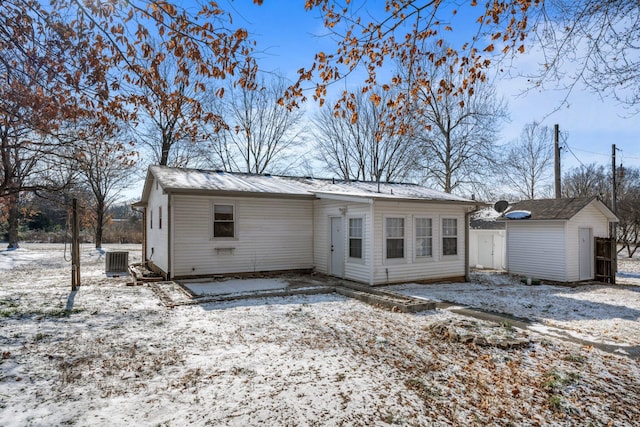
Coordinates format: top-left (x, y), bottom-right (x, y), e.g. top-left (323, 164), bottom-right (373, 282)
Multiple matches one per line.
top-left (171, 195), bottom-right (313, 278)
top-left (313, 199), bottom-right (373, 284)
top-left (469, 229), bottom-right (506, 270)
top-left (506, 221), bottom-right (567, 282)
top-left (146, 178), bottom-right (170, 274)
top-left (371, 201), bottom-right (467, 284)
top-left (564, 204), bottom-right (610, 282)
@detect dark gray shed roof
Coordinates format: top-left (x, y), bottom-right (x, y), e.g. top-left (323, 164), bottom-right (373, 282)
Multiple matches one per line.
top-left (499, 196), bottom-right (617, 221)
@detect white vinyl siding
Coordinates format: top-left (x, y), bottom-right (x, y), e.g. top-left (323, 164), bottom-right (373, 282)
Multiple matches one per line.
top-left (373, 202), bottom-right (467, 284)
top-left (172, 195), bottom-right (313, 277)
top-left (146, 178), bottom-right (169, 274)
top-left (313, 200), bottom-right (372, 284)
top-left (564, 204), bottom-right (611, 282)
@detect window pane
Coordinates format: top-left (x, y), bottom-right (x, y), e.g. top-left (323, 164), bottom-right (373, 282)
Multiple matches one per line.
top-left (214, 222), bottom-right (234, 238)
top-left (443, 218), bottom-right (457, 236)
top-left (214, 205), bottom-right (234, 220)
top-left (349, 218), bottom-right (363, 238)
top-left (443, 237), bottom-right (457, 255)
top-left (349, 238), bottom-right (362, 258)
top-left (386, 218), bottom-right (404, 238)
top-left (387, 238), bottom-right (404, 258)
top-left (416, 237), bottom-right (432, 257)
top-left (415, 218), bottom-right (432, 237)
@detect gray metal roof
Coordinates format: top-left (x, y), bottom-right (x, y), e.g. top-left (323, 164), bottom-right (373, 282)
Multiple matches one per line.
top-left (140, 165), bottom-right (477, 204)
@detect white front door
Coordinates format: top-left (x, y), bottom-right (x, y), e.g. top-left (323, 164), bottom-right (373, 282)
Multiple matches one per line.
top-left (330, 217), bottom-right (344, 277)
top-left (478, 234), bottom-right (494, 268)
top-left (579, 228), bottom-right (592, 280)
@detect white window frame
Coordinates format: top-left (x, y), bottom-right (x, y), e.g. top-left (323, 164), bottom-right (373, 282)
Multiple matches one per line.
top-left (348, 217), bottom-right (364, 262)
top-left (414, 216), bottom-right (433, 261)
top-left (384, 216), bottom-right (406, 263)
top-left (442, 217), bottom-right (459, 257)
top-left (212, 203), bottom-right (236, 240)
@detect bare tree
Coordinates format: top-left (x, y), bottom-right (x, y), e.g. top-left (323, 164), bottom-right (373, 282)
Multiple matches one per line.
top-left (76, 133), bottom-right (136, 249)
top-left (405, 47), bottom-right (508, 195)
top-left (207, 75), bottom-right (305, 174)
top-left (502, 122), bottom-right (554, 199)
top-left (615, 167), bottom-right (640, 257)
top-left (531, 1), bottom-right (640, 111)
top-left (562, 163), bottom-right (609, 198)
top-left (132, 48), bottom-right (223, 168)
top-left (313, 88), bottom-right (419, 183)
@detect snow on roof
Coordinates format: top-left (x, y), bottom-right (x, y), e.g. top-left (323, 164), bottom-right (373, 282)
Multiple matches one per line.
top-left (145, 165), bottom-right (475, 203)
top-left (470, 207), bottom-right (505, 229)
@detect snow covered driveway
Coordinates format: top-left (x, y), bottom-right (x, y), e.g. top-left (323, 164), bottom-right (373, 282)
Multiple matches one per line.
top-left (1, 244), bottom-right (639, 426)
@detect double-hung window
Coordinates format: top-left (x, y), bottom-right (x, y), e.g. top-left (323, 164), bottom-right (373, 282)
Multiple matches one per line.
top-left (442, 218), bottom-right (458, 256)
top-left (213, 204), bottom-right (235, 238)
top-left (415, 218), bottom-right (433, 258)
top-left (348, 218), bottom-right (363, 259)
top-left (385, 217), bottom-right (404, 259)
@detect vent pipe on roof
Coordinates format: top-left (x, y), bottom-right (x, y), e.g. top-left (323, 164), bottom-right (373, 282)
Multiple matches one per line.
top-left (554, 124), bottom-right (561, 199)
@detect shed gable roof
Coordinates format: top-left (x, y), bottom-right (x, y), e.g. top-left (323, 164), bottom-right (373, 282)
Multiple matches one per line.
top-left (140, 165), bottom-right (476, 204)
top-left (499, 196), bottom-right (617, 221)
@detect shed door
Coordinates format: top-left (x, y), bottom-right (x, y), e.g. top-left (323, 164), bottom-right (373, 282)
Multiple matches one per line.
top-left (579, 228), bottom-right (592, 280)
top-left (478, 234), bottom-right (494, 268)
top-left (330, 217), bottom-right (344, 277)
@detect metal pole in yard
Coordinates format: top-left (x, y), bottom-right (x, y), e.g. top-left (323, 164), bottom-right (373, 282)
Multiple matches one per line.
top-left (71, 198), bottom-right (80, 290)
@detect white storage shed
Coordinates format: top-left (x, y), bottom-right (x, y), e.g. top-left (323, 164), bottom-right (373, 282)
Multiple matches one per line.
top-left (499, 197), bottom-right (617, 283)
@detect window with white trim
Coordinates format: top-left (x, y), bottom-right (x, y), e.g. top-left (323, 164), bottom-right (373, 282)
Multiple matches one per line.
top-left (385, 217), bottom-right (404, 259)
top-left (442, 218), bottom-right (458, 256)
top-left (348, 218), bottom-right (363, 259)
top-left (213, 204), bottom-right (235, 238)
top-left (415, 217), bottom-right (433, 257)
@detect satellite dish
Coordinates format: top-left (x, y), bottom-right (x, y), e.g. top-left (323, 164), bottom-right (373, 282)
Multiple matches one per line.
top-left (494, 200), bottom-right (509, 213)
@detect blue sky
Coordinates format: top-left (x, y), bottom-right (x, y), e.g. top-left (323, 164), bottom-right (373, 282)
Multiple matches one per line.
top-left (219, 0), bottom-right (640, 172)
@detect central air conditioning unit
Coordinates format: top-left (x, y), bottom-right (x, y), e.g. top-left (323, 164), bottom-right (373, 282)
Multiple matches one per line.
top-left (106, 251), bottom-right (129, 277)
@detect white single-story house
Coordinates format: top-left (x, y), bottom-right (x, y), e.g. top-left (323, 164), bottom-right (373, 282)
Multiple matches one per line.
top-left (498, 197), bottom-right (618, 283)
top-left (469, 208), bottom-right (506, 270)
top-left (134, 166), bottom-right (481, 285)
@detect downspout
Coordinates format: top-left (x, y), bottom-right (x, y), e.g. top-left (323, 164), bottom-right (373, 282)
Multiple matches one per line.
top-left (465, 204), bottom-right (482, 281)
top-left (142, 208), bottom-right (147, 265)
top-left (369, 198), bottom-right (375, 286)
top-left (167, 193), bottom-right (172, 280)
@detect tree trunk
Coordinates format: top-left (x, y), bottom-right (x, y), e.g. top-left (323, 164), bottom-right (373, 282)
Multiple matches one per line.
top-left (7, 194), bottom-right (19, 249)
top-left (95, 200), bottom-right (104, 249)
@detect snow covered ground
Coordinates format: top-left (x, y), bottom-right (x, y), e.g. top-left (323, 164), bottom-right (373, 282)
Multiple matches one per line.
top-left (1, 243), bottom-right (639, 426)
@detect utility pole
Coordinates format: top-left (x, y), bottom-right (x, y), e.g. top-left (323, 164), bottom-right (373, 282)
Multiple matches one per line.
top-left (610, 144), bottom-right (617, 284)
top-left (554, 124), bottom-right (561, 199)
